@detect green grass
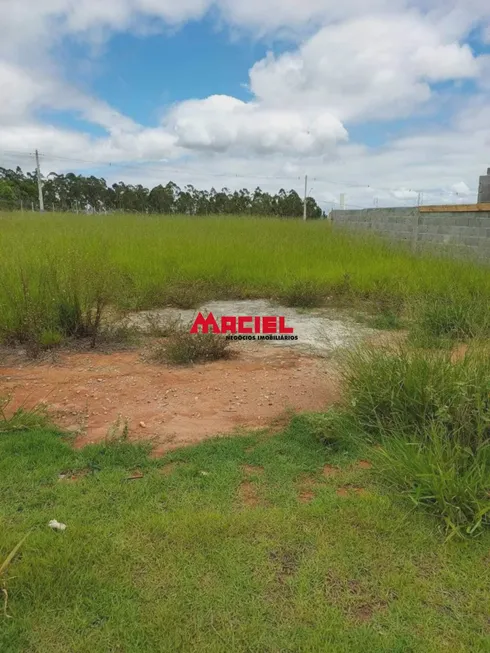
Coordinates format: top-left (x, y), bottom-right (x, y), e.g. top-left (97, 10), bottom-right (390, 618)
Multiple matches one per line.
top-left (338, 345), bottom-right (490, 535)
top-left (409, 292), bottom-right (490, 346)
top-left (0, 212), bottom-right (489, 345)
top-left (1, 421), bottom-right (490, 652)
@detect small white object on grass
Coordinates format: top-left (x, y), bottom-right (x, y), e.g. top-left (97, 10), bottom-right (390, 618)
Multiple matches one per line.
top-left (48, 520), bottom-right (67, 532)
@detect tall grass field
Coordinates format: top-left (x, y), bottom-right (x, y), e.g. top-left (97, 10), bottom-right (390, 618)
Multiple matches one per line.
top-left (0, 211), bottom-right (489, 346)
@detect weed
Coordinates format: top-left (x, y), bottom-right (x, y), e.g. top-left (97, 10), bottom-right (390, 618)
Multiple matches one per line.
top-left (372, 426), bottom-right (490, 538)
top-left (1, 532), bottom-right (30, 618)
top-left (410, 292), bottom-right (490, 345)
top-left (0, 397), bottom-right (54, 434)
top-left (163, 281), bottom-right (210, 309)
top-left (280, 281), bottom-right (324, 308)
top-left (338, 345), bottom-right (490, 535)
top-left (39, 330), bottom-right (63, 349)
top-left (293, 411), bottom-right (358, 449)
top-left (341, 345), bottom-right (490, 451)
top-left (151, 320), bottom-right (231, 365)
top-left (97, 320), bottom-right (139, 347)
top-left (143, 313), bottom-right (182, 337)
top-left (367, 311), bottom-right (404, 331)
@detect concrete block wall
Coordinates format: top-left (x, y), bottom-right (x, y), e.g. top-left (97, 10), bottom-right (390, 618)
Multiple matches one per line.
top-left (330, 207), bottom-right (490, 260)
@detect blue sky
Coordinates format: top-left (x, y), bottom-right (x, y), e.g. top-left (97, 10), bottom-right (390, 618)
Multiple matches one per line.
top-left (0, 0), bottom-right (489, 207)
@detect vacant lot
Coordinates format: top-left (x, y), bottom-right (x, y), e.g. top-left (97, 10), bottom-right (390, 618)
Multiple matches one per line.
top-left (1, 212), bottom-right (489, 652)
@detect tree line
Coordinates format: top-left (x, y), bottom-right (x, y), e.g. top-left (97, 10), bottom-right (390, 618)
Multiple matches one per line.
top-left (0, 166), bottom-right (324, 218)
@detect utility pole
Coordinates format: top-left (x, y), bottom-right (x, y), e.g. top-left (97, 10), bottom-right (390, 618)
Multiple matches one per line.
top-left (303, 174), bottom-right (308, 221)
top-left (35, 150), bottom-right (44, 213)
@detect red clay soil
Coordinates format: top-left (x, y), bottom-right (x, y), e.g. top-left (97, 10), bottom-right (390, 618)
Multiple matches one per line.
top-left (0, 345), bottom-right (339, 455)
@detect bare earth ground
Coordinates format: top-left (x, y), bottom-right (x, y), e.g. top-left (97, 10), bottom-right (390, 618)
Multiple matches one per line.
top-left (0, 344), bottom-right (340, 455)
top-left (1, 302), bottom-right (378, 455)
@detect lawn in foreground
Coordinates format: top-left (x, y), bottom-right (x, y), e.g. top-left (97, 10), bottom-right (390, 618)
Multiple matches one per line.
top-left (1, 419), bottom-right (489, 653)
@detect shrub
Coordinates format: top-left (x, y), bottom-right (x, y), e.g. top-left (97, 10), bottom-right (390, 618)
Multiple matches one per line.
top-left (144, 313), bottom-right (182, 337)
top-left (152, 320), bottom-right (231, 365)
top-left (163, 281), bottom-right (209, 309)
top-left (0, 241), bottom-right (128, 350)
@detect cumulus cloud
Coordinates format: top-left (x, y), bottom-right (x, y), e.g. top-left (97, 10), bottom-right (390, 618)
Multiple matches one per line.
top-left (250, 14), bottom-right (481, 122)
top-left (154, 11), bottom-right (483, 155)
top-left (164, 95), bottom-right (347, 155)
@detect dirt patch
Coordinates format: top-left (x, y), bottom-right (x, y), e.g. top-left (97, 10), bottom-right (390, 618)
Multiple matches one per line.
top-left (451, 343), bottom-right (469, 363)
top-left (296, 475), bottom-right (318, 503)
top-left (0, 343), bottom-right (338, 455)
top-left (298, 490), bottom-right (316, 504)
top-left (127, 299), bottom-right (374, 355)
top-left (126, 471), bottom-right (145, 480)
top-left (357, 460), bottom-right (372, 470)
top-left (336, 487), bottom-right (350, 498)
top-left (242, 465), bottom-right (265, 476)
top-left (267, 408), bottom-right (297, 433)
top-left (238, 481), bottom-right (261, 507)
top-left (323, 464), bottom-right (340, 477)
top-left (325, 572), bottom-right (389, 623)
top-left (351, 604), bottom-right (377, 623)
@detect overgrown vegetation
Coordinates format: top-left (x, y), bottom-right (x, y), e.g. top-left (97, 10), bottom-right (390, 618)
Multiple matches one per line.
top-left (409, 292), bottom-right (490, 346)
top-left (0, 213), bottom-right (489, 349)
top-left (0, 244), bottom-right (125, 353)
top-left (1, 424), bottom-right (489, 652)
top-left (336, 345), bottom-right (490, 536)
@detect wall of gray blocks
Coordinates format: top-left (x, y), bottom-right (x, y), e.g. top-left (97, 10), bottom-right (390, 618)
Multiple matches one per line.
top-left (329, 207), bottom-right (490, 260)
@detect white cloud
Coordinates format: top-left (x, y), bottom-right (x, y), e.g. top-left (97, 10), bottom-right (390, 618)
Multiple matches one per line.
top-left (164, 95), bottom-right (347, 155)
top-left (0, 62), bottom-right (47, 123)
top-left (0, 0), bottom-right (490, 207)
top-left (152, 11), bottom-right (483, 155)
top-left (0, 121), bottom-right (180, 164)
top-left (452, 181), bottom-right (471, 196)
top-left (250, 14), bottom-right (481, 122)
